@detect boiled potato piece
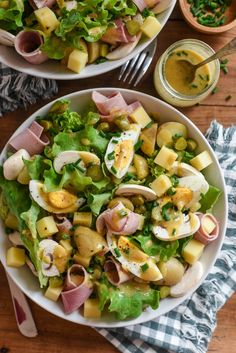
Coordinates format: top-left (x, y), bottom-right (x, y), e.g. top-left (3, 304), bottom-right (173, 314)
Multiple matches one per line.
top-left (88, 42), bottom-right (100, 63)
top-left (84, 298), bottom-right (101, 318)
top-left (154, 145), bottom-right (178, 170)
top-left (73, 252), bottom-right (91, 268)
top-left (17, 166), bottom-right (30, 185)
top-left (133, 154), bottom-right (149, 180)
top-left (182, 239), bottom-right (205, 265)
top-left (5, 213), bottom-right (19, 230)
top-left (140, 16), bottom-right (161, 38)
top-left (74, 226), bottom-right (107, 257)
top-left (34, 7), bottom-right (59, 34)
top-left (156, 122), bottom-right (187, 148)
top-left (140, 123), bottom-right (158, 156)
top-left (190, 151), bottom-right (213, 171)
top-left (158, 258), bottom-right (185, 286)
top-left (36, 216), bottom-right (58, 238)
top-left (7, 247), bottom-right (26, 267)
top-left (59, 239), bottom-right (73, 255)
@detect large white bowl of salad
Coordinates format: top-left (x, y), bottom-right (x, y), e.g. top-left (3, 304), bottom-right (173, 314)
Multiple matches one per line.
top-left (0, 88), bottom-right (227, 327)
top-left (0, 0), bottom-right (176, 79)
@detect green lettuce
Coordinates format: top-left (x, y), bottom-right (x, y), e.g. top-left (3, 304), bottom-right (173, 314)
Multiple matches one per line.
top-left (24, 155), bottom-right (47, 180)
top-left (0, 191), bottom-right (9, 221)
top-left (0, 0), bottom-right (24, 30)
top-left (41, 35), bottom-right (68, 60)
top-left (21, 201), bottom-right (40, 239)
top-left (200, 185), bottom-right (222, 213)
top-left (87, 192), bottom-right (111, 215)
top-left (97, 277), bottom-right (159, 320)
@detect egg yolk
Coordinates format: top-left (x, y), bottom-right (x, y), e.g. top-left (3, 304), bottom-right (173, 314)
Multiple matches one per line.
top-left (48, 189), bottom-right (77, 209)
top-left (113, 140), bottom-right (133, 171)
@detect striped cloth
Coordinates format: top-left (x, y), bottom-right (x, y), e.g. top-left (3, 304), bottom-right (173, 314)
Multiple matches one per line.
top-left (0, 63), bottom-right (58, 117)
top-left (97, 121), bottom-right (236, 353)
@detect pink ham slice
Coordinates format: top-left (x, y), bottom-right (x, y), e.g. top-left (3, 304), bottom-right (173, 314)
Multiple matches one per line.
top-left (61, 265), bottom-right (93, 315)
top-left (102, 19), bottom-right (136, 45)
top-left (92, 91), bottom-right (141, 122)
top-left (194, 213), bottom-right (219, 245)
top-left (9, 121), bottom-right (49, 156)
top-left (104, 258), bottom-right (133, 286)
top-left (14, 30), bottom-right (48, 65)
top-left (29, 0), bottom-right (56, 9)
top-left (96, 202), bottom-right (140, 236)
top-left (54, 216), bottom-right (73, 234)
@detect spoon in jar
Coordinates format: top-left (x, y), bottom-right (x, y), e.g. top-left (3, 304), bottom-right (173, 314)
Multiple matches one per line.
top-left (0, 29), bottom-right (15, 46)
top-left (179, 37), bottom-right (236, 83)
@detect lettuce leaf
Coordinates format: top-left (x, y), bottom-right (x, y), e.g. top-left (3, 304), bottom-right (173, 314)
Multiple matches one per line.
top-left (199, 185), bottom-right (222, 213)
top-left (0, 0), bottom-right (24, 30)
top-left (87, 192), bottom-right (111, 215)
top-left (41, 35), bottom-right (68, 60)
top-left (24, 155), bottom-right (48, 180)
top-left (20, 201), bottom-right (40, 239)
top-left (97, 277), bottom-right (159, 319)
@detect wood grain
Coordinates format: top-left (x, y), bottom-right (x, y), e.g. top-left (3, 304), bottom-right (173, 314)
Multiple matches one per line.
top-left (0, 3), bottom-right (236, 353)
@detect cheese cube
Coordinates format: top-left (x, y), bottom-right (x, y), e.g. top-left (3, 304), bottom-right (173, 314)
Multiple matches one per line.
top-left (84, 299), bottom-right (101, 318)
top-left (5, 213), bottom-right (19, 230)
top-left (44, 285), bottom-right (63, 302)
top-left (59, 239), bottom-right (73, 255)
top-left (202, 216), bottom-right (216, 234)
top-left (7, 247), bottom-right (26, 267)
top-left (129, 106), bottom-right (152, 128)
top-left (150, 174), bottom-right (172, 197)
top-left (36, 216), bottom-right (58, 238)
top-left (140, 16), bottom-right (162, 39)
top-left (34, 7), bottom-right (59, 34)
top-left (190, 151), bottom-right (213, 171)
top-left (73, 212), bottom-right (92, 227)
top-left (73, 252), bottom-right (91, 268)
top-left (67, 49), bottom-right (88, 74)
top-left (154, 146), bottom-right (178, 170)
top-left (137, 214), bottom-right (145, 230)
top-left (182, 239), bottom-right (205, 265)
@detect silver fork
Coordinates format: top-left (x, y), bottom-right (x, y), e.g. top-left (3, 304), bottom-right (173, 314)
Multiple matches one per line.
top-left (118, 40), bottom-right (157, 87)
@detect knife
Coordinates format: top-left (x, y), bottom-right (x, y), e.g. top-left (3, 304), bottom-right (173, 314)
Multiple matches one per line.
top-left (6, 273), bottom-right (38, 337)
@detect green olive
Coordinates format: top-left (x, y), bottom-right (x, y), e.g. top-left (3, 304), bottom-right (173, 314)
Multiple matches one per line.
top-left (87, 165), bottom-right (103, 181)
top-left (81, 138), bottom-right (91, 146)
top-left (131, 195), bottom-right (145, 206)
top-left (97, 122), bottom-right (110, 132)
top-left (134, 205), bottom-right (146, 214)
top-left (159, 286), bottom-right (170, 299)
top-left (175, 137), bottom-right (187, 151)
top-left (38, 120), bottom-right (52, 131)
top-left (114, 116), bottom-right (130, 131)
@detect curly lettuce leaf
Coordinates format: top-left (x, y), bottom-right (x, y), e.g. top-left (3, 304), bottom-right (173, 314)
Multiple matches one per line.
top-left (0, 0), bottom-right (24, 30)
top-left (0, 191), bottom-right (9, 221)
top-left (40, 35), bottom-right (68, 59)
top-left (20, 201), bottom-right (41, 239)
top-left (87, 192), bottom-right (111, 215)
top-left (97, 277), bottom-right (159, 320)
top-left (199, 185), bottom-right (222, 213)
top-left (24, 155), bottom-right (48, 180)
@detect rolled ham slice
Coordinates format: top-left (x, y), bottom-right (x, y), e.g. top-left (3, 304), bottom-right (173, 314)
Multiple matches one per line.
top-left (96, 202), bottom-right (140, 236)
top-left (14, 30), bottom-right (48, 65)
top-left (61, 265), bottom-right (93, 314)
top-left (194, 213), bottom-right (219, 245)
top-left (102, 19), bottom-right (136, 45)
top-left (92, 91), bottom-right (128, 116)
top-left (104, 258), bottom-right (133, 286)
top-left (9, 121), bottom-right (49, 156)
top-left (29, 0), bottom-right (56, 9)
top-left (54, 216), bottom-right (73, 234)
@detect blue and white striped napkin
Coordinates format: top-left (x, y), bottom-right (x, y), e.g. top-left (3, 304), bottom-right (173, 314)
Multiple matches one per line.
top-left (0, 63), bottom-right (57, 116)
top-left (97, 121), bottom-right (236, 353)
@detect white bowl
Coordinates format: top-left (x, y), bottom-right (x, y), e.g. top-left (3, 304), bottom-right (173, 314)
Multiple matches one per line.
top-left (0, 2), bottom-right (176, 80)
top-left (0, 88), bottom-right (227, 328)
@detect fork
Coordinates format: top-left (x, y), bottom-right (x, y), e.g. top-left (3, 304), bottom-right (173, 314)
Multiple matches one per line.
top-left (118, 40), bottom-right (157, 87)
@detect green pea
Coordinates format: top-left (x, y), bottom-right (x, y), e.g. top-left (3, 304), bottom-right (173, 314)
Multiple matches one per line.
top-left (114, 116), bottom-right (130, 131)
top-left (86, 165), bottom-right (103, 181)
top-left (131, 195), bottom-right (145, 206)
top-left (97, 122), bottom-right (110, 132)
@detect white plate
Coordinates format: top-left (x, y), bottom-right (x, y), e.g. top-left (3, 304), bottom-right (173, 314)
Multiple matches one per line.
top-left (0, 88), bottom-right (227, 328)
top-left (0, 2), bottom-right (176, 80)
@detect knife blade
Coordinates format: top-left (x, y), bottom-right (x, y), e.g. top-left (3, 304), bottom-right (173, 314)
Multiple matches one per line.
top-left (6, 273), bottom-right (38, 337)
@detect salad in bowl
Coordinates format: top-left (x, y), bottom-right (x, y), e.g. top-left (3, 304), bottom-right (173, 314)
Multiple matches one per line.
top-left (0, 89), bottom-right (226, 327)
top-left (0, 0), bottom-right (175, 78)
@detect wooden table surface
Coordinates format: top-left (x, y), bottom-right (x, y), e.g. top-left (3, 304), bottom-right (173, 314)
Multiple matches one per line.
top-left (0, 3), bottom-right (235, 353)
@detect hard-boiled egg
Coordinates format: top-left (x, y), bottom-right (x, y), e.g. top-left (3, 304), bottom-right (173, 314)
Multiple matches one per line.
top-left (105, 125), bottom-right (141, 179)
top-left (54, 150), bottom-right (100, 174)
top-left (170, 162), bottom-right (201, 177)
top-left (29, 180), bottom-right (85, 214)
top-left (107, 233), bottom-right (163, 281)
top-left (178, 175), bottom-right (209, 209)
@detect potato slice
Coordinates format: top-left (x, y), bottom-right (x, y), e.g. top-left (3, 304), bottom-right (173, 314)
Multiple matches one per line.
top-left (140, 123), bottom-right (158, 156)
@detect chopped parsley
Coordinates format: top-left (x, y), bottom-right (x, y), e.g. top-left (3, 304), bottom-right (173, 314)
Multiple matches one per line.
top-left (114, 247), bottom-right (121, 257)
top-left (141, 263), bottom-right (149, 272)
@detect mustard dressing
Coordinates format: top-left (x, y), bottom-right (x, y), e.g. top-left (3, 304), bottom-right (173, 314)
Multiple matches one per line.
top-left (165, 50), bottom-right (211, 96)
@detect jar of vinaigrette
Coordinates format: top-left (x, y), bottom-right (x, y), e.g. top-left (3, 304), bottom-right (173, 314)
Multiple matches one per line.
top-left (153, 39), bottom-right (220, 107)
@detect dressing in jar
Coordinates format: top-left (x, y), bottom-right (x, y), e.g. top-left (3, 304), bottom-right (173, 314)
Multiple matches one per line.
top-left (154, 39), bottom-right (220, 107)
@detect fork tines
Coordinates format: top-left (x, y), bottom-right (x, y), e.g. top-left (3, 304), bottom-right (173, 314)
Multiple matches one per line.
top-left (118, 40), bottom-right (157, 87)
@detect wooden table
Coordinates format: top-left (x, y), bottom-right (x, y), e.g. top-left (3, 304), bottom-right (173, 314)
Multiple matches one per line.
top-left (0, 3), bottom-right (235, 353)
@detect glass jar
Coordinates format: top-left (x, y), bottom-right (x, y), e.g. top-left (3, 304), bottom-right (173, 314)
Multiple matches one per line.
top-left (153, 39), bottom-right (220, 107)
